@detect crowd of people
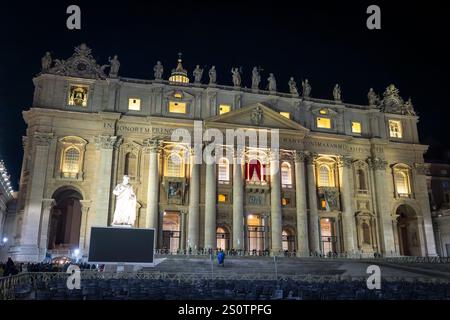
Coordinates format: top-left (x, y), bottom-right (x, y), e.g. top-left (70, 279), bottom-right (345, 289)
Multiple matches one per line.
top-left (1, 257), bottom-right (98, 277)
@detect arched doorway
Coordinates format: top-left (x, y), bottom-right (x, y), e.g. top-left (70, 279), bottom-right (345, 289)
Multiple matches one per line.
top-left (282, 228), bottom-right (296, 252)
top-left (216, 226), bottom-right (230, 250)
top-left (396, 204), bottom-right (421, 256)
top-left (162, 211), bottom-right (180, 253)
top-left (246, 214), bottom-right (265, 252)
top-left (48, 187), bottom-right (83, 251)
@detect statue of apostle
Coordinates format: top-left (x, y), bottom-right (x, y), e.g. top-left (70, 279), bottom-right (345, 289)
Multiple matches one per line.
top-left (112, 175), bottom-right (137, 226)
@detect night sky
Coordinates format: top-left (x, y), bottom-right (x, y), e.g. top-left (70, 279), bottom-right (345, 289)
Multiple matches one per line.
top-left (1, 1), bottom-right (450, 190)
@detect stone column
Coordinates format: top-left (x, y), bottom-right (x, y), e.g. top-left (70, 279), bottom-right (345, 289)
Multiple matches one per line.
top-left (180, 210), bottom-right (187, 251)
top-left (368, 157), bottom-right (396, 256)
top-left (413, 163), bottom-right (437, 256)
top-left (78, 200), bottom-right (91, 254)
top-left (270, 150), bottom-right (282, 255)
top-left (232, 150), bottom-right (244, 250)
top-left (18, 132), bottom-right (53, 261)
top-left (39, 199), bottom-right (56, 253)
top-left (338, 156), bottom-right (357, 254)
top-left (144, 139), bottom-right (161, 236)
top-left (306, 152), bottom-right (320, 254)
top-left (204, 162), bottom-right (217, 249)
top-left (93, 135), bottom-right (121, 227)
top-left (294, 151), bottom-right (309, 256)
top-left (188, 152), bottom-right (200, 250)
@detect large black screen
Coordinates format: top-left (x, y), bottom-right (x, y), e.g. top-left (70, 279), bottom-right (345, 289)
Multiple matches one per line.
top-left (88, 227), bottom-right (154, 263)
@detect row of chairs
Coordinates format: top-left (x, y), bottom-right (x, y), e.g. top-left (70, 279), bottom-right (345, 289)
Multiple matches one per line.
top-left (12, 278), bottom-right (450, 300)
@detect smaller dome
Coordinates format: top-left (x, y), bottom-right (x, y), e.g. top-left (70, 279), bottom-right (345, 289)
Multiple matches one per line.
top-left (169, 53), bottom-right (189, 83)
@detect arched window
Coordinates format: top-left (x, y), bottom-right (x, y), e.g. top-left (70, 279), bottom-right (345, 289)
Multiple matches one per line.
top-left (362, 222), bottom-right (371, 244)
top-left (318, 165), bottom-right (333, 187)
top-left (218, 158), bottom-right (229, 183)
top-left (281, 162), bottom-right (292, 187)
top-left (395, 171), bottom-right (410, 196)
top-left (124, 152), bottom-right (137, 178)
top-left (62, 147), bottom-right (80, 178)
top-left (357, 169), bottom-right (367, 192)
top-left (166, 153), bottom-right (184, 177)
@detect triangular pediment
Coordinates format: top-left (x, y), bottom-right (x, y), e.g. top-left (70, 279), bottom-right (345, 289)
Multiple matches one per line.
top-left (205, 103), bottom-right (309, 134)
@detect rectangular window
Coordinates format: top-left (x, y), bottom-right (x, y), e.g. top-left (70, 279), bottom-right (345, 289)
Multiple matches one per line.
top-left (389, 120), bottom-right (403, 138)
top-left (128, 98), bottom-right (141, 111)
top-left (280, 112), bottom-right (290, 119)
top-left (218, 194), bottom-right (227, 203)
top-left (169, 101), bottom-right (187, 114)
top-left (317, 117), bottom-right (331, 129)
top-left (352, 121), bottom-right (362, 134)
top-left (219, 104), bottom-right (231, 115)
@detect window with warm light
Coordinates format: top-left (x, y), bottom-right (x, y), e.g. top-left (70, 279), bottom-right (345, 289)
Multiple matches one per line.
top-left (128, 98), bottom-right (141, 111)
top-left (169, 101), bottom-right (187, 114)
top-left (281, 162), bottom-right (292, 187)
top-left (219, 104), bottom-right (231, 115)
top-left (218, 194), bottom-right (227, 203)
top-left (389, 120), bottom-right (403, 138)
top-left (352, 121), bottom-right (362, 134)
top-left (218, 158), bottom-right (230, 183)
top-left (173, 92), bottom-right (183, 99)
top-left (394, 171), bottom-right (410, 196)
top-left (318, 165), bottom-right (334, 187)
top-left (282, 197), bottom-right (291, 206)
top-left (165, 153), bottom-right (184, 177)
top-left (317, 117), bottom-right (331, 129)
top-left (319, 109), bottom-right (328, 115)
top-left (280, 112), bottom-right (290, 119)
top-left (62, 147), bottom-right (80, 178)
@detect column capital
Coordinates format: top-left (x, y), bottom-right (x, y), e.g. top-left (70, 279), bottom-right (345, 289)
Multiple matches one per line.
top-left (305, 151), bottom-right (318, 165)
top-left (293, 150), bottom-right (308, 163)
top-left (269, 149), bottom-right (280, 161)
top-left (143, 138), bottom-right (163, 153)
top-left (233, 146), bottom-right (245, 160)
top-left (34, 132), bottom-right (54, 146)
top-left (367, 156), bottom-right (387, 170)
top-left (95, 135), bottom-right (121, 150)
top-left (337, 155), bottom-right (353, 168)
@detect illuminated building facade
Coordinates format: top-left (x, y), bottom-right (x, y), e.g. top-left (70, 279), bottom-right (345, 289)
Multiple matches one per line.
top-left (10, 44), bottom-right (437, 261)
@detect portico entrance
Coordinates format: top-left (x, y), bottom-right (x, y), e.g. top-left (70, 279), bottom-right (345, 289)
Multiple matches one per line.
top-left (162, 211), bottom-right (180, 253)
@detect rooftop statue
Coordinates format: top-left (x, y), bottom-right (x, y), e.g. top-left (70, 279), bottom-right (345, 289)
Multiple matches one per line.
top-left (333, 84), bottom-right (342, 102)
top-left (288, 77), bottom-right (299, 96)
top-left (231, 67), bottom-right (241, 87)
top-left (267, 73), bottom-right (277, 92)
top-left (302, 79), bottom-right (312, 98)
top-left (208, 66), bottom-right (217, 85)
top-left (367, 88), bottom-right (380, 106)
top-left (108, 55), bottom-right (120, 78)
top-left (193, 65), bottom-right (203, 84)
top-left (41, 52), bottom-right (52, 72)
top-left (154, 61), bottom-right (164, 80)
top-left (252, 66), bottom-right (261, 90)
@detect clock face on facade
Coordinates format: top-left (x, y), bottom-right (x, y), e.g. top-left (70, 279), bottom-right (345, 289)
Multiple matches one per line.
top-left (77, 63), bottom-right (87, 71)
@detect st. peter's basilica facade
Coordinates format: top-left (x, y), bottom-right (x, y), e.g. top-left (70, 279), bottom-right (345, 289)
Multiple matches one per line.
top-left (9, 44), bottom-right (436, 261)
